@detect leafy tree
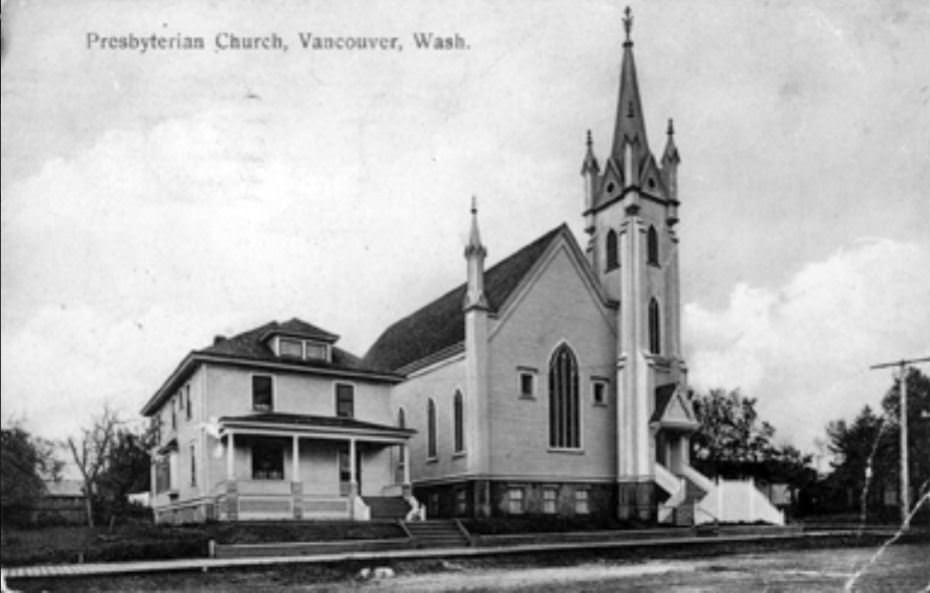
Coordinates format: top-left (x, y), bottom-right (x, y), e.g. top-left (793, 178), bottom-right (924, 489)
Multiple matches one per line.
top-left (690, 388), bottom-right (812, 487)
top-left (880, 367), bottom-right (930, 504)
top-left (1, 420), bottom-right (63, 526)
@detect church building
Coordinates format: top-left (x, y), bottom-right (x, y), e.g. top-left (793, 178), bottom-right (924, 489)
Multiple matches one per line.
top-left (142, 9), bottom-right (782, 526)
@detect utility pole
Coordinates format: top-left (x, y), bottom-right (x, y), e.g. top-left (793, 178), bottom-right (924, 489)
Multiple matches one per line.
top-left (869, 355), bottom-right (930, 526)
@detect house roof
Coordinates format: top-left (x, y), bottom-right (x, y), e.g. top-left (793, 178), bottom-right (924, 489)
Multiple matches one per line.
top-left (202, 320), bottom-right (358, 369)
top-left (363, 224), bottom-right (568, 373)
top-left (141, 319), bottom-right (401, 416)
top-left (219, 412), bottom-right (414, 437)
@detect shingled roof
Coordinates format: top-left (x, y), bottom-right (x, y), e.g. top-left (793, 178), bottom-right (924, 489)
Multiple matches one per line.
top-left (199, 319), bottom-right (367, 372)
top-left (363, 224), bottom-right (567, 373)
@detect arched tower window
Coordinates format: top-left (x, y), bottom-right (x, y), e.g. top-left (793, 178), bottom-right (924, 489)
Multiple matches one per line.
top-left (648, 298), bottom-right (661, 355)
top-left (396, 408), bottom-right (407, 482)
top-left (427, 399), bottom-right (437, 458)
top-left (605, 229), bottom-right (619, 271)
top-left (549, 344), bottom-right (580, 449)
top-left (453, 391), bottom-right (464, 453)
top-left (647, 226), bottom-right (659, 266)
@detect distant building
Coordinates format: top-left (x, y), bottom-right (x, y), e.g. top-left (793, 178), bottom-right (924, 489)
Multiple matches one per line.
top-left (35, 479), bottom-right (85, 525)
top-left (141, 8), bottom-right (782, 526)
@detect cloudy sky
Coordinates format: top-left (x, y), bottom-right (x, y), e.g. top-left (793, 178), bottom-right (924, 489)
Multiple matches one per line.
top-left (2, 0), bottom-right (929, 462)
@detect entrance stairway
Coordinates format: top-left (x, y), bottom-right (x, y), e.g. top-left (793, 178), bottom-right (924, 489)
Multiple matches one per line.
top-left (364, 496), bottom-right (412, 520)
top-left (403, 519), bottom-right (470, 548)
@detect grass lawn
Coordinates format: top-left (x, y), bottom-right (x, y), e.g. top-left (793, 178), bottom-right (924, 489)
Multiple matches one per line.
top-left (0, 521), bottom-right (406, 566)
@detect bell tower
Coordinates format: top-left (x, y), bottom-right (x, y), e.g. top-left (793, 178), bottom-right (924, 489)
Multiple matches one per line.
top-left (580, 6), bottom-right (687, 521)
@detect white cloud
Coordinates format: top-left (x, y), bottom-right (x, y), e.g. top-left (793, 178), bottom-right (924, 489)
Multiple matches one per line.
top-left (685, 238), bottom-right (930, 452)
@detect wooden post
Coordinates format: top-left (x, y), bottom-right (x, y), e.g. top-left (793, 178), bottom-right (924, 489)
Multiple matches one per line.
top-left (226, 431), bottom-right (235, 481)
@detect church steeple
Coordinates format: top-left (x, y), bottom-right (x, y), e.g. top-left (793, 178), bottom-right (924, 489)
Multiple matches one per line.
top-left (609, 7), bottom-right (650, 175)
top-left (464, 196), bottom-right (489, 311)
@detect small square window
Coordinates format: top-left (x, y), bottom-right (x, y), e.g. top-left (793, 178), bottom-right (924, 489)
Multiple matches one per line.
top-left (543, 488), bottom-right (557, 514)
top-left (306, 342), bottom-right (328, 361)
top-left (519, 372), bottom-right (536, 398)
top-left (279, 338), bottom-right (303, 358)
top-left (252, 375), bottom-right (273, 412)
top-left (575, 489), bottom-right (589, 515)
top-left (592, 380), bottom-right (607, 406)
top-left (508, 487), bottom-right (524, 515)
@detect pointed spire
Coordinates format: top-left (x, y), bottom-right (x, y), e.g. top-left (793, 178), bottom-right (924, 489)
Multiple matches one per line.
top-left (610, 6), bottom-right (649, 171)
top-left (464, 196), bottom-right (488, 311)
top-left (581, 129), bottom-right (600, 174)
top-left (662, 117), bottom-right (680, 165)
top-left (465, 195), bottom-right (486, 258)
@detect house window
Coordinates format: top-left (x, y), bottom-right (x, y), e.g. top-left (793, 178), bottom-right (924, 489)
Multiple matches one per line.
top-left (455, 488), bottom-right (467, 516)
top-left (549, 344), bottom-right (580, 449)
top-left (279, 337), bottom-right (303, 358)
top-left (647, 225), bottom-right (659, 266)
top-left (396, 409), bottom-right (406, 481)
top-left (453, 391), bottom-right (464, 453)
top-left (170, 398), bottom-right (177, 431)
top-left (507, 487), bottom-right (524, 514)
top-left (251, 439), bottom-right (284, 480)
top-left (519, 370), bottom-right (536, 399)
top-left (305, 342), bottom-right (328, 361)
top-left (648, 299), bottom-right (661, 355)
top-left (252, 375), bottom-right (273, 411)
top-left (543, 487), bottom-right (557, 514)
top-left (335, 383), bottom-right (354, 418)
top-left (592, 380), bottom-right (607, 406)
top-left (427, 399), bottom-right (437, 459)
top-left (575, 489), bottom-right (590, 514)
top-left (185, 384), bottom-right (192, 420)
top-left (189, 443), bottom-right (197, 487)
top-left (338, 445), bottom-right (359, 494)
top-left (605, 229), bottom-right (619, 271)
top-left (155, 456), bottom-right (171, 493)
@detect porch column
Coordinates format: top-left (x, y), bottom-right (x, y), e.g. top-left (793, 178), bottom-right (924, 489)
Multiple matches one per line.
top-left (348, 438), bottom-right (358, 496)
top-left (291, 436), bottom-right (300, 481)
top-left (291, 435), bottom-right (303, 519)
top-left (402, 443), bottom-right (410, 484)
top-left (226, 431), bottom-right (235, 480)
top-left (149, 457), bottom-right (156, 507)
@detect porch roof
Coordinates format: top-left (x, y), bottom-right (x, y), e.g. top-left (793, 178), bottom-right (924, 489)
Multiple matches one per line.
top-left (218, 412), bottom-right (415, 443)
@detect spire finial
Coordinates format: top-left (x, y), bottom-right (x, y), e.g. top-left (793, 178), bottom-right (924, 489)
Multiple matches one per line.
top-left (623, 6), bottom-right (633, 43)
top-left (586, 129), bottom-right (593, 148)
top-left (667, 118), bottom-right (674, 136)
top-left (470, 195), bottom-right (478, 215)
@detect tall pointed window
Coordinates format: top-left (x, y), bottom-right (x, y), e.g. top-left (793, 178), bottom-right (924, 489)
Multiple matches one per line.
top-left (605, 229), bottom-right (619, 271)
top-left (648, 298), bottom-right (661, 355)
top-left (453, 391), bottom-right (464, 453)
top-left (427, 399), bottom-right (437, 459)
top-left (647, 226), bottom-right (659, 266)
top-left (549, 344), bottom-right (580, 449)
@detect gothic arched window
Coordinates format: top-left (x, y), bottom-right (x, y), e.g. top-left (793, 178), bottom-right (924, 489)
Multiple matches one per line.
top-left (453, 391), bottom-right (464, 453)
top-left (549, 344), bottom-right (580, 449)
top-left (605, 229), bottom-right (619, 271)
top-left (647, 226), bottom-right (659, 266)
top-left (427, 399), bottom-right (437, 458)
top-left (648, 298), bottom-right (661, 355)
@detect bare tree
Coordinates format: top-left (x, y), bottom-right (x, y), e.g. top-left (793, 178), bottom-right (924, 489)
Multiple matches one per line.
top-left (66, 405), bottom-right (121, 527)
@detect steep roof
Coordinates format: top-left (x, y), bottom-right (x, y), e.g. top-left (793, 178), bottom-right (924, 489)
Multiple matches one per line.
top-left (363, 225), bottom-right (567, 373)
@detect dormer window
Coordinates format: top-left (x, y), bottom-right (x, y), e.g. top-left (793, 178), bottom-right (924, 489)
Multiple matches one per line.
top-left (279, 338), bottom-right (303, 358)
top-left (272, 336), bottom-right (331, 362)
top-left (305, 342), bottom-right (328, 361)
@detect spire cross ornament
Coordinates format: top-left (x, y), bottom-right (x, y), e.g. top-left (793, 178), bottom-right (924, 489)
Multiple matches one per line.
top-left (470, 195), bottom-right (478, 215)
top-left (623, 6), bottom-right (633, 42)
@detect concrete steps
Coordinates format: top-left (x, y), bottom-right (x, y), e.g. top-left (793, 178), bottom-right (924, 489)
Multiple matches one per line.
top-left (404, 519), bottom-right (470, 548)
